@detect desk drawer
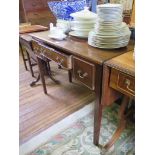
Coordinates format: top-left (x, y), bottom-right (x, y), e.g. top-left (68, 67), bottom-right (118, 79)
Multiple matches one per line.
top-left (73, 57), bottom-right (95, 90)
top-left (110, 68), bottom-right (135, 97)
top-left (32, 41), bottom-right (72, 69)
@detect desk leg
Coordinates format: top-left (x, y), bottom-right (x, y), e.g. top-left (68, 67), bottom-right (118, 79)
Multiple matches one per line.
top-left (68, 70), bottom-right (72, 83)
top-left (94, 65), bottom-right (103, 146)
top-left (37, 57), bottom-right (47, 94)
top-left (103, 96), bottom-right (129, 150)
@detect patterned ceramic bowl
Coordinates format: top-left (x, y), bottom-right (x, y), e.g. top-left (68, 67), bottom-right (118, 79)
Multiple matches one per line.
top-left (48, 0), bottom-right (86, 21)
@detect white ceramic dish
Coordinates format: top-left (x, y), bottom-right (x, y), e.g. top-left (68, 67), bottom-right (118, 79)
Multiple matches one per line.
top-left (56, 19), bottom-right (71, 33)
top-left (71, 20), bottom-right (96, 24)
top-left (71, 22), bottom-right (95, 29)
top-left (70, 7), bottom-right (97, 21)
top-left (97, 4), bottom-right (123, 9)
top-left (48, 34), bottom-right (67, 40)
top-left (69, 31), bottom-right (88, 38)
top-left (71, 27), bottom-right (92, 32)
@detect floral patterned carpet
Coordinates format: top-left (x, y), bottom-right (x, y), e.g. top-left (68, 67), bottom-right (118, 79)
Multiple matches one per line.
top-left (29, 103), bottom-right (135, 155)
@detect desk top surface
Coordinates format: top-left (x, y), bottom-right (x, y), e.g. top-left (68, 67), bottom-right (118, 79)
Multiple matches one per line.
top-left (105, 51), bottom-right (135, 76)
top-left (30, 31), bottom-right (134, 65)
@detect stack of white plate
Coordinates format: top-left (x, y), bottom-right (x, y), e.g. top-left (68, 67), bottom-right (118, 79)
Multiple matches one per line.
top-left (97, 4), bottom-right (123, 22)
top-left (69, 7), bottom-right (97, 38)
top-left (88, 3), bottom-right (131, 49)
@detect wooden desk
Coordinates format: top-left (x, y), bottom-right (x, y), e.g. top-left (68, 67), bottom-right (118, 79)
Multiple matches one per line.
top-left (106, 51), bottom-right (135, 97)
top-left (29, 30), bottom-right (134, 146)
top-left (96, 51), bottom-right (135, 151)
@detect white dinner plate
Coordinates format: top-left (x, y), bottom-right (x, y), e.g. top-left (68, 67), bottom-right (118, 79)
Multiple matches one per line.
top-left (69, 31), bottom-right (88, 39)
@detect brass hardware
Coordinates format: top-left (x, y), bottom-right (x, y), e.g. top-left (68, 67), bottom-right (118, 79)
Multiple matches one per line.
top-left (77, 70), bottom-right (88, 79)
top-left (125, 79), bottom-right (134, 93)
top-left (116, 73), bottom-right (135, 96)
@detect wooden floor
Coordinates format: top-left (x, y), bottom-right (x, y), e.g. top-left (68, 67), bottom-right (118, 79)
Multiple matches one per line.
top-left (19, 52), bottom-right (95, 144)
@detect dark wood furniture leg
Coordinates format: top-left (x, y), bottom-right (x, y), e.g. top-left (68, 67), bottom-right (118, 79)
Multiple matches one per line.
top-left (19, 42), bottom-right (28, 71)
top-left (93, 65), bottom-right (103, 146)
top-left (94, 65), bottom-right (121, 146)
top-left (103, 95), bottom-right (129, 151)
top-left (36, 57), bottom-right (47, 94)
top-left (26, 50), bottom-right (35, 77)
top-left (58, 64), bottom-right (72, 83)
top-left (30, 74), bottom-right (40, 86)
top-left (68, 70), bottom-right (72, 83)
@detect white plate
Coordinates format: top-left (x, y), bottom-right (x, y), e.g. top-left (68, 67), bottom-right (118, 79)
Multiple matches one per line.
top-left (97, 4), bottom-right (122, 8)
top-left (71, 20), bottom-right (96, 24)
top-left (69, 31), bottom-right (88, 39)
top-left (71, 22), bottom-right (95, 29)
top-left (71, 27), bottom-right (92, 32)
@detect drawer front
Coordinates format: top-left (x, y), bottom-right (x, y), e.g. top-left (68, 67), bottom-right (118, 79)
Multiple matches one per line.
top-left (32, 41), bottom-right (72, 69)
top-left (110, 68), bottom-right (135, 97)
top-left (73, 57), bottom-right (95, 90)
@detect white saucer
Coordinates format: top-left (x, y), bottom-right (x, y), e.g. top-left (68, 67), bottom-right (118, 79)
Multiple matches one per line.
top-left (69, 31), bottom-right (88, 39)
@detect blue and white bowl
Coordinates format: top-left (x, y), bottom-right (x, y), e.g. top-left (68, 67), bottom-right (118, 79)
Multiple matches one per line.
top-left (48, 0), bottom-right (87, 21)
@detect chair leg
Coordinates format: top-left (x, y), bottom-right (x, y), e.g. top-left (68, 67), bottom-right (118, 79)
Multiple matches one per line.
top-left (30, 74), bottom-right (40, 87)
top-left (19, 42), bottom-right (28, 71)
top-left (26, 51), bottom-right (35, 78)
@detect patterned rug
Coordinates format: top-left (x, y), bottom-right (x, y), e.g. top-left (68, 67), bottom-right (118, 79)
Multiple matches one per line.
top-left (29, 103), bottom-right (135, 155)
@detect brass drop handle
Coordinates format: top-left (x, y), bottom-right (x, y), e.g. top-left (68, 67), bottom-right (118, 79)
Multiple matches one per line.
top-left (125, 79), bottom-right (134, 93)
top-left (77, 70), bottom-right (88, 79)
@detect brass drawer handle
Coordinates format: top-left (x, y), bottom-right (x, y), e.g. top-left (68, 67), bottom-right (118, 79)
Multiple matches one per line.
top-left (125, 79), bottom-right (134, 93)
top-left (77, 70), bottom-right (88, 79)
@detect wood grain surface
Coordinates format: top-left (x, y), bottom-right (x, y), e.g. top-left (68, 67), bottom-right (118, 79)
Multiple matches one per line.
top-left (30, 31), bottom-right (135, 65)
top-left (105, 51), bottom-right (135, 76)
top-left (19, 52), bottom-right (95, 144)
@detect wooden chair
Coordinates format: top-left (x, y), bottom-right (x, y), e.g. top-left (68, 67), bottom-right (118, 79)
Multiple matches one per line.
top-left (19, 35), bottom-right (37, 78)
top-left (19, 34), bottom-right (72, 91)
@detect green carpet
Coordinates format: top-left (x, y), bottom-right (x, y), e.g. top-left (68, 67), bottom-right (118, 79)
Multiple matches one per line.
top-left (30, 103), bottom-right (135, 155)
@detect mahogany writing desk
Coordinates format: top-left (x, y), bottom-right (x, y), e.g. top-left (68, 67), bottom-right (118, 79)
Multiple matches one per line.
top-left (29, 30), bottom-right (134, 146)
top-left (97, 51), bottom-right (135, 151)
